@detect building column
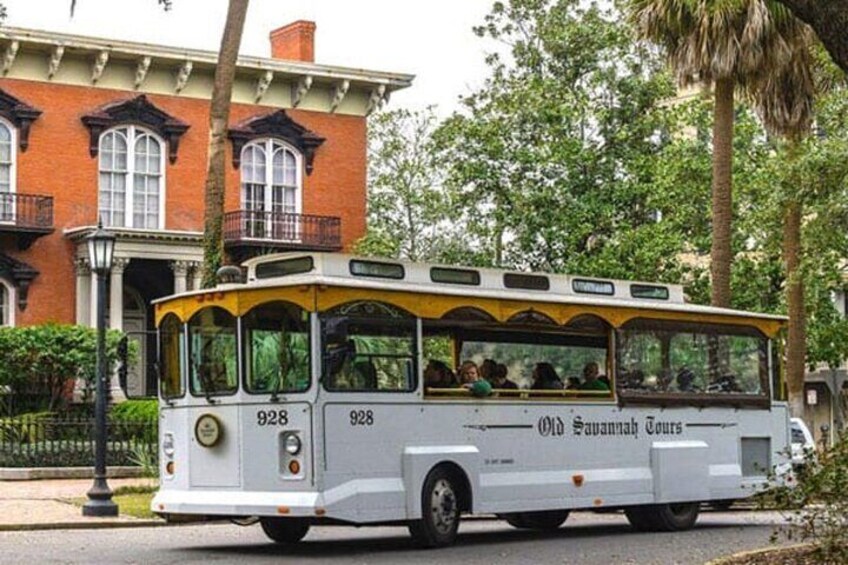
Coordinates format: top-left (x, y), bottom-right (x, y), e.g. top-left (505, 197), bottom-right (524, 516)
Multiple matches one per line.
top-left (75, 259), bottom-right (92, 327)
top-left (108, 258), bottom-right (130, 402)
top-left (109, 258), bottom-right (130, 331)
top-left (188, 262), bottom-right (202, 291)
top-left (170, 260), bottom-right (191, 295)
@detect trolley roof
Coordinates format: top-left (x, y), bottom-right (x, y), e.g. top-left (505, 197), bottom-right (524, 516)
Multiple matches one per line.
top-left (154, 253), bottom-right (786, 326)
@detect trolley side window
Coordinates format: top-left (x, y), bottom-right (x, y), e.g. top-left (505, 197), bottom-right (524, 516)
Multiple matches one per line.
top-left (321, 301), bottom-right (416, 392)
top-left (159, 313), bottom-right (184, 399)
top-left (188, 307), bottom-right (238, 397)
top-left (243, 301), bottom-right (311, 394)
top-left (617, 319), bottom-right (769, 404)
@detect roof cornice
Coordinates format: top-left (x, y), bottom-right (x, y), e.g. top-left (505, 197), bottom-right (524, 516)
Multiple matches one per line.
top-left (0, 26), bottom-right (414, 116)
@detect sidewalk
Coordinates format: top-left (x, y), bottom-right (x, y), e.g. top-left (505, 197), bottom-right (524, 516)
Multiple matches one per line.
top-left (0, 478), bottom-right (164, 531)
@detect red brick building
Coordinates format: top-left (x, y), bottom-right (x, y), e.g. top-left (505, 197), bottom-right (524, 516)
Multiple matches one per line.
top-left (0, 21), bottom-right (412, 395)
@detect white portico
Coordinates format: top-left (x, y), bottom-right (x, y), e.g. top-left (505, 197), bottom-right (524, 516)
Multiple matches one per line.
top-left (67, 226), bottom-right (204, 398)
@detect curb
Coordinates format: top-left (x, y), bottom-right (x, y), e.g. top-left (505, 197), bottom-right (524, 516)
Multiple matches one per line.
top-left (704, 543), bottom-right (812, 565)
top-left (0, 467), bottom-right (147, 481)
top-left (0, 519), bottom-right (166, 532)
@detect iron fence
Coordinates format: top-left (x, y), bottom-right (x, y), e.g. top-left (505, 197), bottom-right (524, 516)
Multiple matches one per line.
top-left (0, 413), bottom-right (157, 468)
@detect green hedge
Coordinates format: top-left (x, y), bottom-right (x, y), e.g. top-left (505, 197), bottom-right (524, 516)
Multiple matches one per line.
top-left (110, 400), bottom-right (158, 443)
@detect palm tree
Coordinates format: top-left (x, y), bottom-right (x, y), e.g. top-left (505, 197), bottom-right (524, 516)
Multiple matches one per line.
top-left (201, 0), bottom-right (250, 287)
top-left (751, 33), bottom-right (816, 417)
top-left (628, 0), bottom-right (810, 308)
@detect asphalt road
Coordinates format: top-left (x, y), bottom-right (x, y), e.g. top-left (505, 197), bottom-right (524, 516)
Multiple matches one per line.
top-left (0, 509), bottom-right (788, 565)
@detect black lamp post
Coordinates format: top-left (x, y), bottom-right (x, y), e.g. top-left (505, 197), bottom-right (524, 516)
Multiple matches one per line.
top-left (82, 222), bottom-right (119, 517)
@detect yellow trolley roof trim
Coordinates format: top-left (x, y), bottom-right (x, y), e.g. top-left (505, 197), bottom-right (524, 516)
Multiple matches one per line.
top-left (153, 253), bottom-right (786, 336)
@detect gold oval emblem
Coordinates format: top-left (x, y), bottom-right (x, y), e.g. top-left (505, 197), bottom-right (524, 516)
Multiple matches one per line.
top-left (195, 414), bottom-right (223, 448)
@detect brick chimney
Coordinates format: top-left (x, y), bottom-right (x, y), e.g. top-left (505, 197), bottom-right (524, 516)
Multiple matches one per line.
top-left (270, 20), bottom-right (316, 63)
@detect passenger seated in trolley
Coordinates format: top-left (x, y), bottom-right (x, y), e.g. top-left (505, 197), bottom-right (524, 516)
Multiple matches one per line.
top-left (457, 360), bottom-right (492, 397)
top-left (490, 363), bottom-right (518, 390)
top-left (424, 359), bottom-right (455, 388)
top-left (578, 362), bottom-right (609, 391)
top-left (531, 362), bottom-right (564, 390)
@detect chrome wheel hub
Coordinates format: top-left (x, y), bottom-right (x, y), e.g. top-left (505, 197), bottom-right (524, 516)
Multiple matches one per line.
top-left (430, 478), bottom-right (457, 535)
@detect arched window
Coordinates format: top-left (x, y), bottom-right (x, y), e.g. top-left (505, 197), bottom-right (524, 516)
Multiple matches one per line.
top-left (0, 278), bottom-right (13, 327)
top-left (0, 120), bottom-right (15, 223)
top-left (241, 139), bottom-right (301, 239)
top-left (98, 126), bottom-right (164, 229)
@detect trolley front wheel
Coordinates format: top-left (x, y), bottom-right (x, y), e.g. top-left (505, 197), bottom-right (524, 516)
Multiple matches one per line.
top-left (409, 466), bottom-right (462, 548)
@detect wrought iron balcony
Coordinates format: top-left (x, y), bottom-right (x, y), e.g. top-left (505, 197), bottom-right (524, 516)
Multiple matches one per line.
top-left (0, 193), bottom-right (55, 250)
top-left (223, 210), bottom-right (342, 261)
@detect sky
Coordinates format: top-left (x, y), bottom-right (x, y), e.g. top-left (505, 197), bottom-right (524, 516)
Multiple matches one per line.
top-left (1, 0), bottom-right (498, 115)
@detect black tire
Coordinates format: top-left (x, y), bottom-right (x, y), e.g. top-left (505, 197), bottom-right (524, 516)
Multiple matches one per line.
top-left (409, 467), bottom-right (462, 548)
top-left (259, 517), bottom-right (310, 544)
top-left (709, 499), bottom-right (735, 511)
top-left (625, 503), bottom-right (699, 532)
top-left (504, 510), bottom-right (569, 530)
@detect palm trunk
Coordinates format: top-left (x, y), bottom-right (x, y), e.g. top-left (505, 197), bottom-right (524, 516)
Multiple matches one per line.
top-left (201, 0), bottom-right (250, 288)
top-left (784, 198), bottom-right (806, 417)
top-left (710, 77), bottom-right (734, 308)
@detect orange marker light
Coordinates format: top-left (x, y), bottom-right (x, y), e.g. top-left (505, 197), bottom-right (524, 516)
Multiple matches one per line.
top-left (594, 498), bottom-right (603, 506)
top-left (277, 506), bottom-right (290, 515)
top-left (315, 508), bottom-right (326, 516)
top-left (572, 474), bottom-right (584, 487)
top-left (288, 460), bottom-right (301, 474)
top-left (165, 461), bottom-right (175, 475)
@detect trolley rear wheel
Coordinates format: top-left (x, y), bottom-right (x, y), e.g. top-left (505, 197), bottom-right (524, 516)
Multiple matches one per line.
top-left (504, 510), bottom-right (569, 530)
top-left (625, 502), bottom-right (699, 532)
top-left (259, 517), bottom-right (310, 544)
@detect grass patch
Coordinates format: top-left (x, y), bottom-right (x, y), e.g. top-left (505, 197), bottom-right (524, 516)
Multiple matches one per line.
top-left (69, 490), bottom-right (158, 520)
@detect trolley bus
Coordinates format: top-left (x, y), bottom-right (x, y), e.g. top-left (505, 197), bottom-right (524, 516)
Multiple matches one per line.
top-left (151, 252), bottom-right (789, 547)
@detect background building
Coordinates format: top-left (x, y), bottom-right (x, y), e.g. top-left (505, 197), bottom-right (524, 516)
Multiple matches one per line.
top-left (0, 21), bottom-right (413, 396)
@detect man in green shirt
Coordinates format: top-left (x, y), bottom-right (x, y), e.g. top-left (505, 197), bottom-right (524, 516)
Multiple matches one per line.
top-left (579, 362), bottom-right (609, 391)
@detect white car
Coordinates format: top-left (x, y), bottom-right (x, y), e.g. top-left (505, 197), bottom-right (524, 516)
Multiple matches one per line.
top-left (790, 417), bottom-right (816, 468)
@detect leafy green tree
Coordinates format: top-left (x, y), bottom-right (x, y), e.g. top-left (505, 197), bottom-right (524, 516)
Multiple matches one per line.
top-left (357, 108), bottom-right (460, 262)
top-left (627, 0), bottom-right (811, 308)
top-left (435, 0), bottom-right (683, 281)
top-left (0, 325), bottom-right (130, 411)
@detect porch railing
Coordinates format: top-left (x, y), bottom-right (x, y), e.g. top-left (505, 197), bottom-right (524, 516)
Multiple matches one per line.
top-left (223, 210), bottom-right (342, 251)
top-left (0, 192), bottom-right (54, 231)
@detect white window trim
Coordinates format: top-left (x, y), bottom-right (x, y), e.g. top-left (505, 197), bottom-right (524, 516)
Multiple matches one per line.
top-left (98, 125), bottom-right (167, 230)
top-left (0, 117), bottom-right (17, 225)
top-left (240, 138), bottom-right (303, 216)
top-left (0, 277), bottom-right (15, 327)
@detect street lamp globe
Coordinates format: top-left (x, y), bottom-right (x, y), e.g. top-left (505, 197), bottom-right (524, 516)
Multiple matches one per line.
top-left (87, 222), bottom-right (116, 274)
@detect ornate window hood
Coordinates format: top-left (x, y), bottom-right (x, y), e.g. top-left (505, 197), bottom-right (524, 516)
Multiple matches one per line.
top-left (228, 110), bottom-right (325, 173)
top-left (0, 26), bottom-right (414, 116)
top-left (0, 253), bottom-right (38, 311)
top-left (0, 87), bottom-right (42, 151)
top-left (81, 95), bottom-right (189, 163)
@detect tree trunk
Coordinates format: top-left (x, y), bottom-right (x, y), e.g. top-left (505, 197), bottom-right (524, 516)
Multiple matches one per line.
top-left (201, 0), bottom-right (250, 288)
top-left (710, 77), bottom-right (734, 308)
top-left (784, 199), bottom-right (806, 418)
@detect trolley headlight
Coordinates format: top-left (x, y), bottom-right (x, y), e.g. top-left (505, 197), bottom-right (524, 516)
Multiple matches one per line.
top-left (283, 433), bottom-right (302, 456)
top-left (162, 433), bottom-right (175, 457)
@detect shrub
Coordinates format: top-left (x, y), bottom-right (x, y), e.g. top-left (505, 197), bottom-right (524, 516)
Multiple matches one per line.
top-left (110, 399), bottom-right (158, 425)
top-left (0, 324), bottom-right (131, 412)
top-left (766, 434), bottom-right (848, 564)
top-left (110, 400), bottom-right (158, 444)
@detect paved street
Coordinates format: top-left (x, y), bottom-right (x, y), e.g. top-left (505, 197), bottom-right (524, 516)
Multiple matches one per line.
top-left (0, 509), bottom-right (788, 565)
